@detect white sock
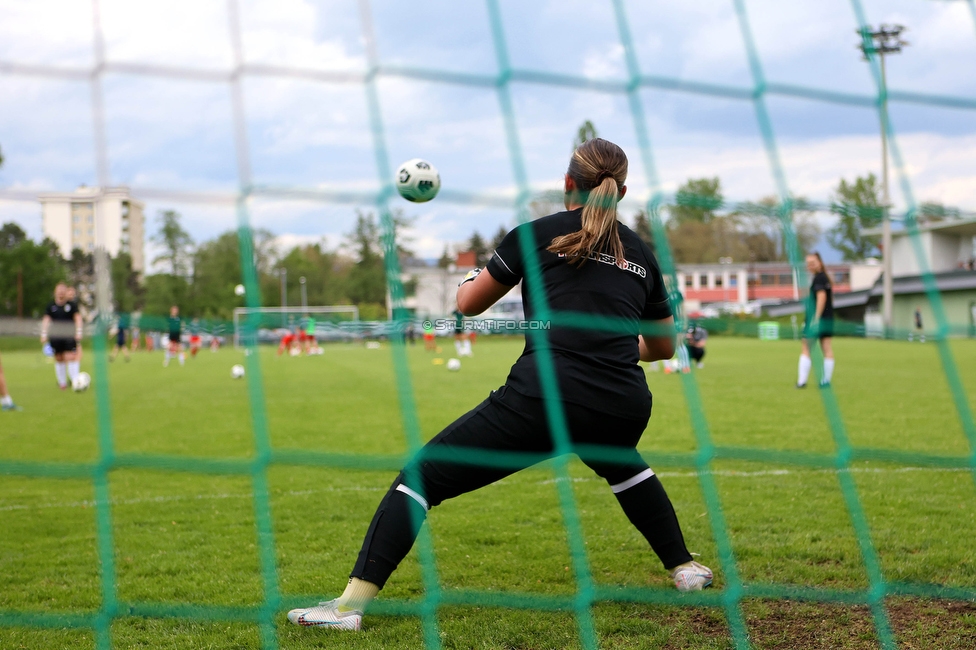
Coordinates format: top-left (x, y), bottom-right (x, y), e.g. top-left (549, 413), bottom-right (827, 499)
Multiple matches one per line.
top-left (1, 395), bottom-right (12, 407)
top-left (164, 351), bottom-right (170, 366)
top-left (823, 358), bottom-right (835, 384)
top-left (798, 354), bottom-right (812, 386)
top-left (677, 346), bottom-right (690, 371)
top-left (337, 577), bottom-right (379, 613)
top-left (55, 362), bottom-right (68, 387)
top-left (178, 353), bottom-right (185, 366)
top-left (463, 340), bottom-right (472, 356)
top-left (454, 340), bottom-right (463, 355)
top-left (67, 361), bottom-right (80, 381)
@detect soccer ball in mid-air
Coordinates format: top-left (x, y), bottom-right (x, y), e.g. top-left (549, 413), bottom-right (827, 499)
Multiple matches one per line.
top-left (234, 284), bottom-right (246, 296)
top-left (446, 358), bottom-right (461, 372)
top-left (72, 371), bottom-right (91, 392)
top-left (395, 158), bottom-right (440, 203)
top-left (231, 364), bottom-right (245, 379)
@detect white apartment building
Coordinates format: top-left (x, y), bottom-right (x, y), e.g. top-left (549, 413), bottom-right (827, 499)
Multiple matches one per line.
top-left (39, 186), bottom-right (145, 272)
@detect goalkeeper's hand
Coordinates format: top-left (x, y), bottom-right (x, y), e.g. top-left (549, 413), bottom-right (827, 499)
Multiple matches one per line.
top-left (458, 267), bottom-right (482, 287)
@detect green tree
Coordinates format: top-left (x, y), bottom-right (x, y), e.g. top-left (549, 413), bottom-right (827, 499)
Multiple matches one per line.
top-left (734, 196), bottom-right (821, 262)
top-left (346, 211), bottom-right (387, 307)
top-left (111, 252), bottom-right (143, 313)
top-left (143, 210), bottom-right (196, 318)
top-left (667, 217), bottom-right (752, 264)
top-left (467, 231), bottom-right (489, 267)
top-left (437, 245), bottom-right (453, 269)
top-left (380, 209), bottom-right (415, 264)
top-left (573, 120), bottom-right (598, 150)
top-left (490, 225), bottom-right (508, 251)
top-left (66, 248), bottom-right (94, 309)
top-left (664, 178), bottom-right (728, 263)
top-left (669, 178), bottom-right (723, 226)
top-left (152, 209), bottom-right (194, 276)
top-left (186, 228), bottom-right (280, 318)
top-left (827, 174), bottom-right (882, 261)
top-left (344, 209), bottom-right (413, 310)
top-left (633, 211), bottom-right (654, 248)
top-left (276, 242), bottom-right (352, 309)
top-left (190, 232), bottom-right (248, 319)
top-left (0, 222), bottom-right (27, 250)
top-left (918, 201), bottom-right (961, 224)
top-left (143, 273), bottom-right (190, 318)
top-left (0, 236), bottom-right (67, 317)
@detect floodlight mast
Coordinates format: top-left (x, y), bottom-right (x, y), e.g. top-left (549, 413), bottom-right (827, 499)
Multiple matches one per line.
top-left (859, 24), bottom-right (908, 336)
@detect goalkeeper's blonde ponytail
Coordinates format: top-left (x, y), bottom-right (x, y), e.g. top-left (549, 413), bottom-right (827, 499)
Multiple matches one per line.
top-left (547, 138), bottom-right (628, 265)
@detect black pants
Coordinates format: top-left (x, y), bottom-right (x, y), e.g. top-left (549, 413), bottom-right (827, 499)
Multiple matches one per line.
top-left (351, 386), bottom-right (693, 587)
top-left (50, 338), bottom-right (77, 354)
top-left (687, 344), bottom-right (705, 362)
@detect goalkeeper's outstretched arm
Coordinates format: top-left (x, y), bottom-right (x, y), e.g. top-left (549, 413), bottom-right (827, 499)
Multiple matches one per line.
top-left (456, 268), bottom-right (512, 316)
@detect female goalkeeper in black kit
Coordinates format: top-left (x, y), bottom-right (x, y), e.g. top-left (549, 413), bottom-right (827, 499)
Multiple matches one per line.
top-left (288, 138), bottom-right (712, 631)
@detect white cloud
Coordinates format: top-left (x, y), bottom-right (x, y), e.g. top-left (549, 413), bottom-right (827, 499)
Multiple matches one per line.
top-left (240, 0), bottom-right (365, 71)
top-left (99, 0), bottom-right (232, 68)
top-left (582, 44), bottom-right (626, 80)
top-left (1, 0), bottom-right (974, 268)
top-left (0, 0), bottom-right (93, 66)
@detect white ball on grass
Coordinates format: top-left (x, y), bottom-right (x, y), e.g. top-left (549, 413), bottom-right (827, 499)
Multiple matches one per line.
top-left (72, 371), bottom-right (91, 392)
top-left (446, 358), bottom-right (461, 372)
top-left (231, 364), bottom-right (245, 379)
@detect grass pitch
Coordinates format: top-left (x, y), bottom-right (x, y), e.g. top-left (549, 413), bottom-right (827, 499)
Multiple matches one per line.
top-left (1, 336), bottom-right (975, 649)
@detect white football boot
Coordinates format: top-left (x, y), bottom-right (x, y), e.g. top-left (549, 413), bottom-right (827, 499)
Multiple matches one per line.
top-left (670, 561), bottom-right (713, 592)
top-left (287, 599), bottom-right (362, 630)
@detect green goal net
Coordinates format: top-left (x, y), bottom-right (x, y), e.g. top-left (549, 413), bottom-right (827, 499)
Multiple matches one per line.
top-left (1, 1), bottom-right (975, 649)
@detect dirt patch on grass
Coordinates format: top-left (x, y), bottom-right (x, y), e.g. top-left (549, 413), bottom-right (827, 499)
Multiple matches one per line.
top-left (661, 607), bottom-right (729, 648)
top-left (887, 597), bottom-right (976, 650)
top-left (738, 597), bottom-right (976, 649)
top-left (744, 600), bottom-right (877, 649)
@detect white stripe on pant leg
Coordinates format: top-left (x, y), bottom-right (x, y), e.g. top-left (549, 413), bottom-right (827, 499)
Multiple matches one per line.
top-left (396, 484), bottom-right (430, 511)
top-left (610, 468), bottom-right (656, 494)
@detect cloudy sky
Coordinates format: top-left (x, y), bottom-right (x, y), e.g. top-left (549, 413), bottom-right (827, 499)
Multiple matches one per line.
top-left (1, 0), bottom-right (974, 265)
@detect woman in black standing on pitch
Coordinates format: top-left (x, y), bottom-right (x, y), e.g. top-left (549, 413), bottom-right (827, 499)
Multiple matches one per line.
top-left (797, 252), bottom-right (835, 388)
top-left (288, 138), bottom-right (711, 631)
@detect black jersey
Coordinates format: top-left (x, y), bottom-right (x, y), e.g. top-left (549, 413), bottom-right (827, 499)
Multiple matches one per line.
top-left (168, 315), bottom-right (182, 339)
top-left (485, 209), bottom-right (672, 417)
top-left (807, 271), bottom-right (834, 320)
top-left (45, 300), bottom-right (80, 339)
top-left (45, 300), bottom-right (79, 322)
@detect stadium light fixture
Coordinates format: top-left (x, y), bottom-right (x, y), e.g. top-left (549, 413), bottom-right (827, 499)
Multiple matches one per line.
top-left (300, 276), bottom-right (307, 312)
top-left (858, 24), bottom-right (908, 336)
